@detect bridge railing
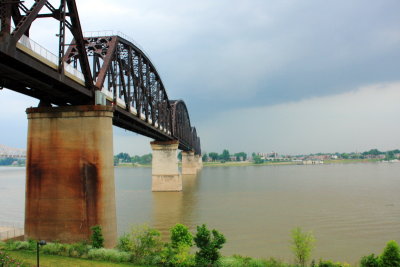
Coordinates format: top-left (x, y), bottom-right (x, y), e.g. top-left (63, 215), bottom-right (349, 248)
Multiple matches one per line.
top-left (17, 34), bottom-right (85, 82)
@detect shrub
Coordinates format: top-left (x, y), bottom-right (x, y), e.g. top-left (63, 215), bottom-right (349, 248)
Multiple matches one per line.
top-left (160, 224), bottom-right (195, 266)
top-left (116, 233), bottom-right (131, 252)
top-left (160, 244), bottom-right (195, 267)
top-left (170, 223), bottom-right (193, 248)
top-left (41, 241), bottom-right (90, 258)
top-left (87, 248), bottom-right (131, 262)
top-left (290, 227), bottom-right (315, 267)
top-left (218, 256), bottom-right (287, 267)
top-left (41, 242), bottom-right (63, 255)
top-left (0, 250), bottom-right (28, 266)
top-left (4, 240), bottom-right (35, 251)
top-left (194, 224), bottom-right (226, 266)
top-left (316, 260), bottom-right (351, 267)
top-left (360, 254), bottom-right (380, 267)
top-left (90, 225), bottom-right (104, 248)
top-left (119, 224), bottom-right (163, 264)
top-left (380, 240), bottom-right (400, 267)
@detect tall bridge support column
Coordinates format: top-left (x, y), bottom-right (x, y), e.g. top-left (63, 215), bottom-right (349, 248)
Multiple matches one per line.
top-left (151, 140), bottom-right (182, 191)
top-left (25, 105), bottom-right (117, 248)
top-left (182, 151), bottom-right (198, 175)
top-left (194, 155), bottom-right (203, 171)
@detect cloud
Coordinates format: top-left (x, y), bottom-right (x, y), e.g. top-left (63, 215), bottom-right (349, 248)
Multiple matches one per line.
top-left (198, 82), bottom-right (400, 155)
top-left (2, 0), bottom-right (400, 153)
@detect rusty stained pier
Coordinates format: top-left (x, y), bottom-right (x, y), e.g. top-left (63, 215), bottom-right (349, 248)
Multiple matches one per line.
top-left (0, 0), bottom-right (202, 247)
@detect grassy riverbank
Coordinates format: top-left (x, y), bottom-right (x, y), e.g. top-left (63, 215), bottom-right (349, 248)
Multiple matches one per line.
top-left (6, 250), bottom-right (145, 267)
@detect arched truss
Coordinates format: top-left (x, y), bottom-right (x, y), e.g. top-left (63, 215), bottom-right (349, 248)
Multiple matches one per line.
top-left (0, 0), bottom-right (201, 154)
top-left (64, 35), bottom-right (172, 134)
top-left (170, 100), bottom-right (200, 154)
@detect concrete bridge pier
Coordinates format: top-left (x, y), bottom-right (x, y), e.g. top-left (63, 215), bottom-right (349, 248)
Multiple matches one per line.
top-left (194, 154), bottom-right (203, 171)
top-left (25, 105), bottom-right (117, 248)
top-left (182, 151), bottom-right (198, 175)
top-left (151, 140), bottom-right (182, 191)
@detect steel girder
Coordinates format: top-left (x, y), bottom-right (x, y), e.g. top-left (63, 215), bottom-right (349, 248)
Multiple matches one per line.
top-left (0, 0), bottom-right (201, 154)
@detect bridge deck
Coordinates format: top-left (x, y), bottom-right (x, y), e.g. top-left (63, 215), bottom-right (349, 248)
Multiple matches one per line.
top-left (0, 33), bottom-right (176, 143)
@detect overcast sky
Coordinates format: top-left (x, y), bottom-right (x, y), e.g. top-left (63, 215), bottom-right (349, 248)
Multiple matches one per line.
top-left (1, 0), bottom-right (399, 155)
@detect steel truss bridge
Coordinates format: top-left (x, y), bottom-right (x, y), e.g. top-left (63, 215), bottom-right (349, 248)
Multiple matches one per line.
top-left (0, 0), bottom-right (200, 154)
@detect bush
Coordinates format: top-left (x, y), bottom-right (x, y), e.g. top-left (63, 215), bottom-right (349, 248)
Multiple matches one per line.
top-left (87, 248), bottom-right (131, 262)
top-left (118, 224), bottom-right (163, 264)
top-left (160, 224), bottom-right (195, 266)
top-left (0, 250), bottom-right (28, 266)
top-left (290, 227), bottom-right (315, 267)
top-left (360, 254), bottom-right (380, 267)
top-left (90, 225), bottom-right (104, 248)
top-left (218, 256), bottom-right (287, 267)
top-left (41, 241), bottom-right (90, 258)
top-left (380, 240), bottom-right (400, 267)
top-left (194, 224), bottom-right (226, 266)
top-left (4, 240), bottom-right (35, 251)
top-left (116, 233), bottom-right (131, 252)
top-left (160, 244), bottom-right (195, 267)
top-left (316, 260), bottom-right (351, 267)
top-left (170, 223), bottom-right (193, 248)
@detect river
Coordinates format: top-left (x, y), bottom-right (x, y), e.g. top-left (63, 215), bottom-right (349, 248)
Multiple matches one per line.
top-left (1, 163), bottom-right (399, 264)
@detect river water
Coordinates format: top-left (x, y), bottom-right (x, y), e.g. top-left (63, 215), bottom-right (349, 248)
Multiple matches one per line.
top-left (1, 163), bottom-right (399, 264)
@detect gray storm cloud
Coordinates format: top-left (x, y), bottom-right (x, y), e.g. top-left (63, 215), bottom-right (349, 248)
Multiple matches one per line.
top-left (1, 0), bottom-right (399, 154)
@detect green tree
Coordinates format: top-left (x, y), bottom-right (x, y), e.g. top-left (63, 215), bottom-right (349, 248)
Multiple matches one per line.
top-left (234, 152), bottom-right (247, 161)
top-left (220, 149), bottom-right (230, 161)
top-left (170, 224), bottom-right (193, 248)
top-left (113, 156), bottom-right (119, 166)
top-left (0, 158), bottom-right (15, 166)
top-left (160, 224), bottom-right (194, 266)
top-left (360, 254), bottom-right (380, 267)
top-left (194, 224), bottom-right (226, 266)
top-left (340, 153), bottom-right (349, 159)
top-left (208, 152), bottom-right (219, 161)
top-left (202, 153), bottom-right (208, 162)
top-left (138, 154), bottom-right (152, 165)
top-left (253, 155), bottom-right (264, 164)
top-left (385, 151), bottom-right (395, 161)
top-left (363, 149), bottom-right (382, 156)
top-left (291, 227), bottom-right (315, 267)
top-left (380, 240), bottom-right (400, 267)
top-left (90, 225), bottom-right (104, 248)
top-left (116, 152), bottom-right (131, 163)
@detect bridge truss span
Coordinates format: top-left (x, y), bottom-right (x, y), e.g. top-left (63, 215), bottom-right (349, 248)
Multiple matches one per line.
top-left (0, 0), bottom-right (201, 154)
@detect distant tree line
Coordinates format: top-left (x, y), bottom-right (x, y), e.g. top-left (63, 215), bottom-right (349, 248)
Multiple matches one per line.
top-left (202, 150), bottom-right (247, 163)
top-left (310, 148), bottom-right (400, 161)
top-left (0, 157), bottom-right (25, 166)
top-left (114, 152), bottom-right (152, 166)
top-left (113, 148), bottom-right (400, 166)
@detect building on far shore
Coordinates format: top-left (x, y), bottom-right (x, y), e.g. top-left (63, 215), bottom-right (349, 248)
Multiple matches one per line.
top-left (302, 159), bottom-right (324, 165)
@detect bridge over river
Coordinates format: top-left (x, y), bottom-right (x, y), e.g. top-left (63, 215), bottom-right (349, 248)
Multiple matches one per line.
top-left (0, 0), bottom-right (202, 247)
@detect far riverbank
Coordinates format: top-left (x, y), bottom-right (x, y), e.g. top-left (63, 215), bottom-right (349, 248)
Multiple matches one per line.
top-left (114, 158), bottom-right (382, 168)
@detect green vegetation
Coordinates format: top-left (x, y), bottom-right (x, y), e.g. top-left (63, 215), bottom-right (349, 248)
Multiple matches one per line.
top-left (0, 157), bottom-right (25, 166)
top-left (1, 225), bottom-right (399, 267)
top-left (114, 152), bottom-right (152, 166)
top-left (160, 224), bottom-right (194, 266)
top-left (91, 225), bottom-right (104, 248)
top-left (6, 250), bottom-right (142, 266)
top-left (360, 240), bottom-right (400, 267)
top-left (291, 227), bottom-right (315, 267)
top-left (117, 224), bottom-right (163, 265)
top-left (194, 224), bottom-right (226, 266)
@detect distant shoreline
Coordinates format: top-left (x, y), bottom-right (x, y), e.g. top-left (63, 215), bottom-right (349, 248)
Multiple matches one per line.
top-left (114, 158), bottom-right (382, 168)
top-left (0, 159), bottom-right (384, 169)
